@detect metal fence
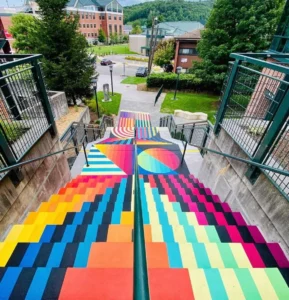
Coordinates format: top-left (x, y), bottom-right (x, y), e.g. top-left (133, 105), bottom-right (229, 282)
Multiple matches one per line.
top-left (0, 54), bottom-right (56, 179)
top-left (214, 53), bottom-right (289, 199)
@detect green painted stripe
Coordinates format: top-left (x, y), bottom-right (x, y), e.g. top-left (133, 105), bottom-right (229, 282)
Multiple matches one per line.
top-left (217, 243), bottom-right (238, 268)
top-left (265, 268), bottom-right (289, 299)
top-left (192, 243), bottom-right (211, 268)
top-left (234, 269), bottom-right (261, 300)
top-left (205, 226), bottom-right (221, 242)
top-left (204, 269), bottom-right (228, 300)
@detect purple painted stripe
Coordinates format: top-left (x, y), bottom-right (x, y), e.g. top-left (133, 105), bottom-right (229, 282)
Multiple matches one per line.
top-left (267, 243), bottom-right (289, 268)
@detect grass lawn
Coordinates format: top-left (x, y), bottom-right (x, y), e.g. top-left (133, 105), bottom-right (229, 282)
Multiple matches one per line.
top-left (92, 44), bottom-right (136, 55)
top-left (161, 92), bottom-right (220, 124)
top-left (0, 121), bottom-right (29, 142)
top-left (121, 76), bottom-right (147, 85)
top-left (87, 92), bottom-right (122, 116)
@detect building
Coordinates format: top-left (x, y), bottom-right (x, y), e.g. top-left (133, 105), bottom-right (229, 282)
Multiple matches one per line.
top-left (173, 29), bottom-right (202, 72)
top-left (129, 21), bottom-right (204, 56)
top-left (66, 0), bottom-right (124, 43)
top-left (123, 24), bottom-right (132, 35)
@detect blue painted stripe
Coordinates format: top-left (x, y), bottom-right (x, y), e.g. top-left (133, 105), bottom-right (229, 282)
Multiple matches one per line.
top-left (26, 267), bottom-right (51, 300)
top-left (183, 224), bottom-right (198, 242)
top-left (0, 267), bottom-right (22, 298)
top-left (139, 178), bottom-right (149, 224)
top-left (192, 243), bottom-right (211, 268)
top-left (111, 178), bottom-right (126, 224)
top-left (20, 243), bottom-right (41, 267)
top-left (74, 242), bottom-right (91, 267)
top-left (62, 225), bottom-right (77, 243)
top-left (204, 269), bottom-right (228, 300)
top-left (46, 243), bottom-right (66, 267)
top-left (81, 202), bottom-right (91, 212)
top-left (84, 224), bottom-right (99, 243)
top-left (82, 168), bottom-right (123, 172)
top-left (40, 225), bottom-right (56, 243)
top-left (87, 161), bottom-right (114, 165)
top-left (73, 211), bottom-right (85, 225)
top-left (167, 243), bottom-right (183, 268)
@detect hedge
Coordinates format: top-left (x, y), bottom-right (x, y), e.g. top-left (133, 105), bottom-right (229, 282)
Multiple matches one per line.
top-left (146, 73), bottom-right (205, 91)
top-left (125, 56), bottom-right (149, 62)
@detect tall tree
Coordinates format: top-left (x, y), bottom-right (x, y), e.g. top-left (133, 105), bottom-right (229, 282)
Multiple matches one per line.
top-left (34, 0), bottom-right (94, 104)
top-left (131, 20), bottom-right (142, 34)
top-left (98, 28), bottom-right (106, 43)
top-left (9, 14), bottom-right (38, 53)
top-left (191, 0), bottom-right (285, 91)
top-left (153, 39), bottom-right (175, 68)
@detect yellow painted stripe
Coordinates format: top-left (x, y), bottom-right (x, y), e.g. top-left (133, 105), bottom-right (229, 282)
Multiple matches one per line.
top-left (38, 202), bottom-right (50, 212)
top-left (229, 244), bottom-right (252, 268)
top-left (24, 212), bottom-right (38, 225)
top-left (249, 269), bottom-right (279, 300)
top-left (188, 269), bottom-right (212, 300)
top-left (195, 226), bottom-right (210, 243)
top-left (49, 194), bottom-right (60, 203)
top-left (54, 212), bottom-right (66, 224)
top-left (179, 243), bottom-right (198, 268)
top-left (18, 225), bottom-right (35, 242)
top-left (5, 225), bottom-right (24, 242)
top-left (166, 211), bottom-right (180, 225)
top-left (219, 269), bottom-right (245, 300)
top-left (151, 225), bottom-right (164, 242)
top-left (185, 213), bottom-right (198, 226)
top-left (121, 212), bottom-right (134, 225)
top-left (205, 243), bottom-right (225, 268)
top-left (0, 242), bottom-right (17, 266)
top-left (172, 225), bottom-right (187, 243)
top-left (29, 224), bottom-right (45, 242)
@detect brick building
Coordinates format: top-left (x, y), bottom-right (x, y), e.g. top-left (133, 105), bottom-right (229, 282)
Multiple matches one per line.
top-left (66, 0), bottom-right (124, 43)
top-left (173, 29), bottom-right (202, 72)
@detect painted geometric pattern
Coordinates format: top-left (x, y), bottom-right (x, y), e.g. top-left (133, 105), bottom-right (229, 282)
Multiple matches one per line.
top-left (110, 127), bottom-right (135, 139)
top-left (0, 110), bottom-right (289, 298)
top-left (118, 110), bottom-right (151, 127)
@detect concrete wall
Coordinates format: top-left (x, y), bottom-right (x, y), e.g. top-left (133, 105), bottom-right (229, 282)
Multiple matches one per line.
top-left (0, 131), bottom-right (71, 240)
top-left (48, 91), bottom-right (69, 121)
top-left (129, 35), bottom-right (147, 55)
top-left (198, 128), bottom-right (289, 257)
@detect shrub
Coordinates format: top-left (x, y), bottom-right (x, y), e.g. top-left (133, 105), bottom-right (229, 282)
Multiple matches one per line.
top-left (147, 73), bottom-right (204, 91)
top-left (125, 56), bottom-right (149, 62)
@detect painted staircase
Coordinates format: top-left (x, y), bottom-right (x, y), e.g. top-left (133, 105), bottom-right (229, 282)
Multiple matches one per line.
top-left (0, 110), bottom-right (288, 299)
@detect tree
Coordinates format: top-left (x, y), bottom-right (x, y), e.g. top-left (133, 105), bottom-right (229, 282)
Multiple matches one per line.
top-left (9, 14), bottom-right (38, 53)
top-left (98, 28), bottom-right (106, 43)
top-left (153, 39), bottom-right (175, 68)
top-left (34, 0), bottom-right (94, 105)
top-left (190, 0), bottom-right (285, 91)
top-left (131, 20), bottom-right (142, 34)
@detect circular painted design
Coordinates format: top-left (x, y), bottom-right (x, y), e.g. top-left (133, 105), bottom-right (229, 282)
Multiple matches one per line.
top-left (138, 148), bottom-right (180, 173)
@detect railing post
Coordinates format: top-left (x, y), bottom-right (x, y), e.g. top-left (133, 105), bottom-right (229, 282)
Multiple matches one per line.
top-left (181, 125), bottom-right (184, 141)
top-left (83, 141), bottom-right (89, 167)
top-left (214, 60), bottom-right (241, 135)
top-left (246, 89), bottom-right (289, 183)
top-left (181, 140), bottom-right (188, 165)
top-left (31, 60), bottom-right (57, 136)
top-left (200, 124), bottom-right (210, 157)
top-left (84, 125), bottom-right (88, 144)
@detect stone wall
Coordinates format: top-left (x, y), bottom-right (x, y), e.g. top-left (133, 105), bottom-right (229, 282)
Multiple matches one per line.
top-left (0, 131), bottom-right (71, 240)
top-left (49, 91), bottom-right (69, 121)
top-left (198, 128), bottom-right (289, 257)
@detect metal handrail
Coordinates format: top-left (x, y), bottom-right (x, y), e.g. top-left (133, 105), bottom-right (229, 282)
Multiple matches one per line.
top-left (133, 126), bottom-right (150, 300)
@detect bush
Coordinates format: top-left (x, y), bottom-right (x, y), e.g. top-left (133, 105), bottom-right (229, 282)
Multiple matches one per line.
top-left (125, 56), bottom-right (149, 62)
top-left (147, 73), bottom-right (204, 91)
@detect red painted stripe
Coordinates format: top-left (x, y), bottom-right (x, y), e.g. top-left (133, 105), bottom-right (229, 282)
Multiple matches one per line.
top-left (242, 243), bottom-right (266, 268)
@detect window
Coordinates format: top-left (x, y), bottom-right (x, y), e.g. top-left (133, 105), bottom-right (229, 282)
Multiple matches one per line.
top-left (119, 25), bottom-right (122, 33)
top-left (93, 14), bottom-right (95, 19)
top-left (84, 33), bottom-right (87, 37)
top-left (179, 48), bottom-right (198, 56)
top-left (119, 16), bottom-right (121, 21)
top-left (94, 24), bottom-right (96, 28)
top-left (86, 14), bottom-right (88, 19)
top-left (109, 24), bottom-right (112, 34)
top-left (88, 33), bottom-right (90, 37)
top-left (90, 24), bottom-right (93, 28)
top-left (99, 15), bottom-right (101, 20)
top-left (114, 16), bottom-right (116, 20)
top-left (108, 15), bottom-right (111, 20)
top-left (83, 24), bottom-right (86, 28)
top-left (114, 24), bottom-right (117, 33)
top-left (82, 14), bottom-right (84, 19)
top-left (102, 15), bottom-right (105, 20)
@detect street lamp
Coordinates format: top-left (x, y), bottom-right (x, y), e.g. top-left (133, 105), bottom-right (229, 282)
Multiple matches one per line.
top-left (91, 76), bottom-right (100, 118)
top-left (173, 66), bottom-right (182, 101)
top-left (109, 64), bottom-right (114, 96)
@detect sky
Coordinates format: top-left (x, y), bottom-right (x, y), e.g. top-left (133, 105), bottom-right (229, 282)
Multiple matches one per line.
top-left (0, 0), bottom-right (153, 7)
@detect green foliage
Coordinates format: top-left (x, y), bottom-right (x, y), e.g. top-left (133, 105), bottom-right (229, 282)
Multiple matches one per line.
top-left (147, 73), bottom-right (204, 91)
top-left (153, 39), bottom-right (175, 67)
top-left (125, 56), bottom-right (149, 62)
top-left (190, 0), bottom-right (285, 92)
top-left (9, 14), bottom-right (38, 53)
top-left (121, 77), bottom-right (147, 85)
top-left (131, 20), bottom-right (142, 34)
top-left (98, 28), bottom-right (106, 43)
top-left (124, 1), bottom-right (214, 25)
top-left (160, 92), bottom-right (219, 123)
top-left (87, 92), bottom-right (122, 116)
top-left (0, 121), bottom-right (29, 142)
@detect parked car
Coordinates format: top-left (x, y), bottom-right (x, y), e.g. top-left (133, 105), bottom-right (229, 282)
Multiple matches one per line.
top-left (100, 59), bottom-right (113, 66)
top-left (136, 67), bottom-right (148, 77)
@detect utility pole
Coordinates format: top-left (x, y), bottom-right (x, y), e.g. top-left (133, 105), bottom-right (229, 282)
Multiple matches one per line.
top-left (148, 17), bottom-right (157, 75)
top-left (149, 24), bottom-right (159, 75)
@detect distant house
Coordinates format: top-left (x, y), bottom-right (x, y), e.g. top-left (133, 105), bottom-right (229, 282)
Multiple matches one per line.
top-left (129, 21), bottom-right (204, 56)
top-left (123, 25), bottom-right (132, 35)
top-left (173, 29), bottom-right (203, 72)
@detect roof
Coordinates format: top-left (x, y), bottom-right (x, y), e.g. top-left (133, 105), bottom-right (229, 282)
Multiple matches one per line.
top-left (67, 0), bottom-right (114, 8)
top-left (124, 25), bottom-right (132, 30)
top-left (151, 21), bottom-right (204, 37)
top-left (175, 29), bottom-right (203, 40)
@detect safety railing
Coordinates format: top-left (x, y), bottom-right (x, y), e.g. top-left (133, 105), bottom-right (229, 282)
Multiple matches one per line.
top-left (0, 54), bottom-right (56, 179)
top-left (213, 52), bottom-right (289, 198)
top-left (133, 125), bottom-right (149, 300)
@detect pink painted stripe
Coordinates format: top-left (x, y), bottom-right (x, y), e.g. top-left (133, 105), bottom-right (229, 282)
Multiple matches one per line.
top-left (232, 212), bottom-right (247, 226)
top-left (212, 195), bottom-right (221, 203)
top-left (195, 212), bottom-right (208, 225)
top-left (197, 195), bottom-right (207, 203)
top-left (204, 202), bottom-right (216, 213)
top-left (247, 226), bottom-right (266, 243)
top-left (213, 212), bottom-right (228, 225)
top-left (222, 202), bottom-right (232, 212)
top-left (226, 226), bottom-right (243, 242)
top-left (242, 243), bottom-right (266, 268)
top-left (267, 243), bottom-right (289, 268)
top-left (188, 203), bottom-right (198, 212)
top-left (205, 188), bottom-right (212, 195)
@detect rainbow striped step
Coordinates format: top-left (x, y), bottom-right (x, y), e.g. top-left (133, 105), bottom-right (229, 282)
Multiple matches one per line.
top-left (118, 110), bottom-right (151, 127)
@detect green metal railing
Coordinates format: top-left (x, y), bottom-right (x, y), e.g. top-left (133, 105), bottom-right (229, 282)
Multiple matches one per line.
top-left (0, 54), bottom-right (56, 180)
top-left (133, 126), bottom-right (150, 300)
